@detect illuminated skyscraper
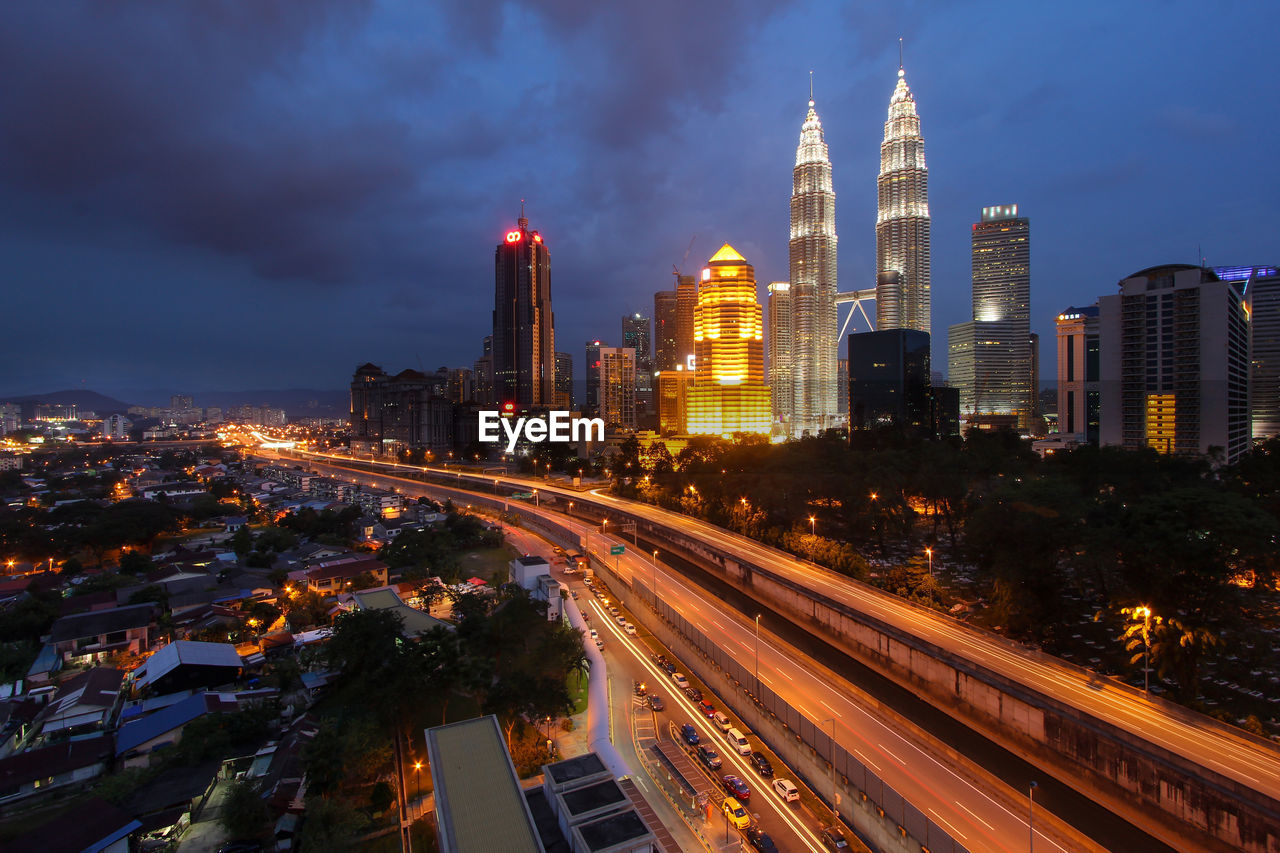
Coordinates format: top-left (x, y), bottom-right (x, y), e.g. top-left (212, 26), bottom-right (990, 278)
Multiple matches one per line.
top-left (675, 274), bottom-right (698, 367)
top-left (622, 313), bottom-right (653, 417)
top-left (947, 205), bottom-right (1033, 428)
top-left (492, 209), bottom-right (554, 407)
top-left (789, 88), bottom-right (838, 436)
top-left (767, 281), bottom-right (793, 433)
top-left (654, 290), bottom-right (678, 371)
top-left (595, 347), bottom-right (637, 429)
top-left (687, 245), bottom-right (771, 436)
top-left (876, 56), bottom-right (931, 335)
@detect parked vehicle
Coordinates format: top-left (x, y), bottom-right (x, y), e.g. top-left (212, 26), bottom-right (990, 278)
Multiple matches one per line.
top-left (680, 724), bottom-right (700, 746)
top-left (819, 827), bottom-right (849, 850)
top-left (685, 686), bottom-right (703, 702)
top-left (712, 711), bottom-right (731, 733)
top-left (773, 778), bottom-right (800, 802)
top-left (695, 744), bottom-right (722, 770)
top-left (647, 694), bottom-right (664, 711)
top-left (745, 827), bottom-right (779, 853)
top-left (698, 700), bottom-right (715, 717)
top-left (624, 622), bottom-right (636, 635)
top-left (726, 727), bottom-right (751, 755)
top-left (722, 774), bottom-right (750, 801)
top-left (749, 751), bottom-right (773, 777)
top-left (672, 672), bottom-right (689, 689)
top-left (722, 797), bottom-right (750, 830)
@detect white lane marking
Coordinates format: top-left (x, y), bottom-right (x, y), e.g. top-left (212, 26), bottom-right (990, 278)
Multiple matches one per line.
top-left (929, 809), bottom-right (968, 841)
top-left (879, 744), bottom-right (905, 765)
top-left (853, 749), bottom-right (881, 773)
top-left (957, 801), bottom-right (995, 830)
top-left (820, 700), bottom-right (837, 714)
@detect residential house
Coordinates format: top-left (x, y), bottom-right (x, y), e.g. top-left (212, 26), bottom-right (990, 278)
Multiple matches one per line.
top-left (48, 603), bottom-right (156, 664)
top-left (38, 667), bottom-right (124, 739)
top-left (304, 557), bottom-right (389, 595)
top-left (132, 641), bottom-right (243, 695)
top-left (115, 692), bottom-right (238, 768)
top-left (7, 796), bottom-right (141, 853)
top-left (0, 733), bottom-right (113, 804)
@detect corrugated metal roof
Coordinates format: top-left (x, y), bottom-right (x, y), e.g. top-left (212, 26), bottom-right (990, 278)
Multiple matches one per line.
top-left (134, 641), bottom-right (242, 689)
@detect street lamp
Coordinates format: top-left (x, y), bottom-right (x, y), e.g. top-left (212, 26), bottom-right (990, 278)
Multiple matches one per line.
top-left (413, 761), bottom-right (423, 800)
top-left (1133, 605), bottom-right (1153, 694)
top-left (808, 516), bottom-right (816, 561)
top-left (652, 550), bottom-right (660, 605)
top-left (1028, 780), bottom-right (1038, 851)
top-left (533, 489), bottom-right (539, 507)
top-left (925, 547), bottom-right (933, 578)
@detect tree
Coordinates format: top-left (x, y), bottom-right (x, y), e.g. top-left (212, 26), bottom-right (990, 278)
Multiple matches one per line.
top-left (118, 550), bottom-right (152, 574)
top-left (297, 796), bottom-right (362, 852)
top-left (230, 525), bottom-right (253, 557)
top-left (327, 608), bottom-right (404, 684)
top-left (220, 780), bottom-right (270, 841)
top-left (285, 589), bottom-right (330, 630)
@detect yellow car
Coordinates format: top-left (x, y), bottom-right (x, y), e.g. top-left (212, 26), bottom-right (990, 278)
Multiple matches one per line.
top-left (722, 797), bottom-right (750, 830)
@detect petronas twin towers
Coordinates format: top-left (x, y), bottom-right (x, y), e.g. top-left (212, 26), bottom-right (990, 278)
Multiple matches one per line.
top-left (771, 56), bottom-right (931, 437)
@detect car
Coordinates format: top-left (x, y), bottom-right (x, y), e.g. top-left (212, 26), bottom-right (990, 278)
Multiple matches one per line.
top-left (680, 724), bottom-right (700, 745)
top-left (594, 638), bottom-right (604, 649)
top-left (695, 744), bottom-right (722, 770)
top-left (647, 694), bottom-right (664, 711)
top-left (685, 686), bottom-right (703, 702)
top-left (721, 774), bottom-right (750, 801)
top-left (553, 546), bottom-right (565, 555)
top-left (563, 566), bottom-right (577, 575)
top-left (749, 751), bottom-right (773, 777)
top-left (608, 606), bottom-right (619, 616)
top-left (662, 661), bottom-right (677, 675)
top-left (698, 700), bottom-right (715, 717)
top-left (772, 778), bottom-right (800, 803)
top-left (672, 672), bottom-right (689, 689)
top-left (722, 797), bottom-right (751, 830)
top-left (624, 622), bottom-right (636, 635)
top-left (588, 629), bottom-right (599, 641)
top-left (570, 591), bottom-right (579, 599)
top-left (616, 615), bottom-right (627, 626)
top-left (634, 681), bottom-right (646, 696)
top-left (745, 827), bottom-right (779, 853)
top-left (819, 827), bottom-right (849, 850)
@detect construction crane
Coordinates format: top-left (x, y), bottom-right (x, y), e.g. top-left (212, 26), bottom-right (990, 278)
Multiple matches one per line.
top-left (672, 236), bottom-right (696, 280)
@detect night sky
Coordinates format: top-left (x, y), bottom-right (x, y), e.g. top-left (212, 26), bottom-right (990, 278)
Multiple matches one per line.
top-left (3, 1), bottom-right (1276, 398)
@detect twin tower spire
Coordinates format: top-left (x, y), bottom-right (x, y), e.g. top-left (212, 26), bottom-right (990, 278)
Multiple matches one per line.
top-left (770, 44), bottom-right (931, 438)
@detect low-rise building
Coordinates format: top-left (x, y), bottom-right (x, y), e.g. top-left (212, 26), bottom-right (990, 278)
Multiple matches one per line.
top-left (0, 733), bottom-right (113, 804)
top-left (48, 603), bottom-right (156, 664)
top-left (304, 557), bottom-right (389, 595)
top-left (132, 641), bottom-right (243, 695)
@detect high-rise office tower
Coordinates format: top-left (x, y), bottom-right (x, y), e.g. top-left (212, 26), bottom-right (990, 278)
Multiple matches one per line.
top-left (654, 290), bottom-right (679, 371)
top-left (473, 335), bottom-right (493, 406)
top-left (1098, 265), bottom-right (1250, 464)
top-left (656, 366), bottom-right (694, 435)
top-left (686, 245), bottom-right (771, 436)
top-left (554, 351), bottom-right (573, 408)
top-left (1227, 266), bottom-right (1280, 440)
top-left (492, 209), bottom-right (554, 408)
top-left (947, 205), bottom-right (1033, 429)
top-left (848, 330), bottom-right (931, 431)
top-left (595, 347), bottom-right (637, 429)
top-left (789, 88), bottom-right (838, 437)
top-left (766, 282), bottom-right (793, 432)
top-left (675, 274), bottom-right (698, 367)
top-left (876, 58), bottom-right (931, 335)
top-left (584, 341), bottom-right (604, 416)
top-left (1056, 305), bottom-right (1100, 443)
top-left (622, 313), bottom-right (653, 418)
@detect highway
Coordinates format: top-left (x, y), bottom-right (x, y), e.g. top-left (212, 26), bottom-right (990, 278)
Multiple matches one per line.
top-left (287, 447), bottom-right (1280, 812)
top-left (269, 451), bottom-right (1107, 852)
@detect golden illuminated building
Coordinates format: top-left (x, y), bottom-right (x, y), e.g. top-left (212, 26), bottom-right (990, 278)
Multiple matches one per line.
top-left (656, 365), bottom-right (694, 435)
top-left (1145, 393), bottom-right (1176, 454)
top-left (686, 245), bottom-right (771, 436)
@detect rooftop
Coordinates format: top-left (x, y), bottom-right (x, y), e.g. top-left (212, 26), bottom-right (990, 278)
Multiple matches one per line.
top-left (577, 810), bottom-right (650, 852)
top-left (49, 602), bottom-right (155, 642)
top-left (425, 715), bottom-right (542, 853)
top-left (545, 752), bottom-right (608, 787)
top-left (133, 640), bottom-right (243, 690)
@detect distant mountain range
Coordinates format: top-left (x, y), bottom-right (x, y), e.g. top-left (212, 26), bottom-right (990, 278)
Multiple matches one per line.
top-left (0, 389), bottom-right (133, 415)
top-left (0, 388), bottom-right (350, 418)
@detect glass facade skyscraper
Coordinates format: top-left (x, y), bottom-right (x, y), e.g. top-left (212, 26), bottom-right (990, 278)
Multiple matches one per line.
top-left (787, 92), bottom-right (838, 437)
top-left (492, 211), bottom-right (554, 407)
top-left (876, 62), bottom-right (931, 335)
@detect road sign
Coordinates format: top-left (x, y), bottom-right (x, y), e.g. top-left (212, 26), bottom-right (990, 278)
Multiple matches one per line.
top-left (610, 544), bottom-right (625, 556)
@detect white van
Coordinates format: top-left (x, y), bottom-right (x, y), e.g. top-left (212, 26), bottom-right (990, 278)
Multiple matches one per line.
top-left (712, 711), bottom-right (731, 734)
top-left (726, 727), bottom-right (751, 755)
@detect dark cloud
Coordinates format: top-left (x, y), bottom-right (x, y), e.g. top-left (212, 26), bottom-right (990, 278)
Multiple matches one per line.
top-left (0, 0), bottom-right (1277, 395)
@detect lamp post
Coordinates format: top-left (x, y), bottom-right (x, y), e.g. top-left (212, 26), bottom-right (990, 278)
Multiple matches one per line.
top-left (925, 547), bottom-right (933, 578)
top-left (652, 550), bottom-right (660, 606)
top-left (754, 614), bottom-right (762, 695)
top-left (413, 761), bottom-right (422, 800)
top-left (533, 489), bottom-right (539, 507)
top-left (1028, 780), bottom-right (1038, 851)
top-left (1134, 606), bottom-right (1153, 694)
top-left (808, 516), bottom-right (816, 561)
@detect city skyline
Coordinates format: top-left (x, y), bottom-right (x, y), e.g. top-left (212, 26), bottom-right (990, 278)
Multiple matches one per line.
top-left (2, 3), bottom-right (1277, 396)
